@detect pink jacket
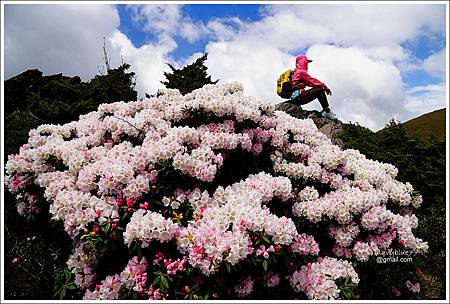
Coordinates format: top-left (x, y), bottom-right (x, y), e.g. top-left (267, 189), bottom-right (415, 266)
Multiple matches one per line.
top-left (290, 55), bottom-right (327, 91)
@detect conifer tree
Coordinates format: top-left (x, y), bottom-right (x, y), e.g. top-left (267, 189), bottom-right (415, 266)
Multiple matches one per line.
top-left (161, 53), bottom-right (218, 95)
top-left (4, 64), bottom-right (137, 157)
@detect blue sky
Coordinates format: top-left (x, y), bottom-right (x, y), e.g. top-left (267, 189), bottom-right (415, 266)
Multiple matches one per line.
top-left (115, 4), bottom-right (445, 91)
top-left (3, 3), bottom-right (447, 130)
top-left (117, 4), bottom-right (263, 60)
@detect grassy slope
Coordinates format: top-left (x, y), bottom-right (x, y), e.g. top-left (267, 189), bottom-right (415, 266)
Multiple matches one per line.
top-left (401, 108), bottom-right (446, 140)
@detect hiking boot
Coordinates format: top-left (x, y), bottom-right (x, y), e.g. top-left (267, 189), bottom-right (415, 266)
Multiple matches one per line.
top-left (290, 91), bottom-right (301, 100)
top-left (321, 110), bottom-right (337, 120)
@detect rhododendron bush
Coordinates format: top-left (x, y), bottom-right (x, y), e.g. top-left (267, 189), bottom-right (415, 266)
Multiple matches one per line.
top-left (5, 82), bottom-right (428, 300)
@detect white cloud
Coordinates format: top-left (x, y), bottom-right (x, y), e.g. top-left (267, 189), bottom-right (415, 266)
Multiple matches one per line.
top-left (108, 31), bottom-right (174, 97)
top-left (404, 82), bottom-right (446, 118)
top-left (201, 4), bottom-right (446, 130)
top-left (179, 17), bottom-right (210, 43)
top-left (404, 90), bottom-right (446, 117)
top-left (304, 44), bottom-right (406, 130)
top-left (422, 48), bottom-right (446, 81)
top-left (126, 4), bottom-right (209, 44)
top-left (4, 4), bottom-right (178, 98)
top-left (205, 18), bottom-right (242, 42)
top-left (406, 83), bottom-right (445, 94)
top-left (4, 4), bottom-right (446, 130)
top-left (5, 4), bottom-right (120, 80)
top-left (126, 5), bottom-right (182, 37)
top-left (261, 4), bottom-right (445, 47)
top-left (360, 45), bottom-right (409, 64)
top-left (206, 40), bottom-right (294, 103)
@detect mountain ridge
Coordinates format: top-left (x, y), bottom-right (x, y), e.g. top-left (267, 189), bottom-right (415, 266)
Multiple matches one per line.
top-left (401, 108), bottom-right (446, 140)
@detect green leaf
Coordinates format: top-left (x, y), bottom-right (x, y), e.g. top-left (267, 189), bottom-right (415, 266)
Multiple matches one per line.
top-left (161, 275), bottom-right (169, 289)
top-left (136, 245), bottom-right (143, 257)
top-left (263, 259), bottom-right (268, 271)
top-left (226, 262), bottom-right (231, 273)
top-left (270, 254), bottom-right (276, 264)
top-left (132, 291), bottom-right (138, 300)
top-left (53, 287), bottom-right (63, 298)
top-left (152, 276), bottom-right (160, 286)
top-left (64, 269), bottom-right (71, 282)
top-left (66, 283), bottom-right (76, 290)
top-left (342, 289), bottom-right (350, 299)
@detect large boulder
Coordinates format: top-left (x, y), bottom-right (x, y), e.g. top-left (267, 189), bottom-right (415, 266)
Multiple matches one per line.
top-left (275, 101), bottom-right (345, 148)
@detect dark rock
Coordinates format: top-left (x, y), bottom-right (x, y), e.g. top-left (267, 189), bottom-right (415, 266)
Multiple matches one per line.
top-left (275, 100), bottom-right (345, 148)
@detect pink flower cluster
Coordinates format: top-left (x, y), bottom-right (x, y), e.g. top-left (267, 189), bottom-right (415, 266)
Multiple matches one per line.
top-left (255, 244), bottom-right (275, 259)
top-left (164, 256), bottom-right (188, 276)
top-left (120, 256), bottom-right (148, 292)
top-left (328, 223), bottom-right (360, 247)
top-left (175, 173), bottom-right (297, 275)
top-left (290, 257), bottom-right (360, 300)
top-left (4, 82), bottom-right (429, 300)
top-left (234, 276), bottom-right (255, 297)
top-left (353, 241), bottom-right (380, 262)
top-left (263, 271), bottom-right (281, 288)
top-left (66, 242), bottom-right (98, 289)
top-left (290, 233), bottom-right (320, 255)
top-left (406, 280), bottom-right (420, 293)
top-left (180, 227), bottom-right (252, 276)
top-left (83, 256), bottom-right (153, 300)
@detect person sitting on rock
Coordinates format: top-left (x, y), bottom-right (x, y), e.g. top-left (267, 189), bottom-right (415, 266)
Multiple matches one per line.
top-left (289, 54), bottom-right (337, 120)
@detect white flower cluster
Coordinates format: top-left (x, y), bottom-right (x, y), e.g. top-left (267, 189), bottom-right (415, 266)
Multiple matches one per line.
top-left (176, 173), bottom-right (296, 276)
top-left (290, 233), bottom-right (320, 255)
top-left (4, 82), bottom-right (428, 299)
top-left (328, 223), bottom-right (360, 247)
top-left (290, 257), bottom-right (360, 300)
top-left (124, 209), bottom-right (180, 247)
top-left (50, 190), bottom-right (119, 237)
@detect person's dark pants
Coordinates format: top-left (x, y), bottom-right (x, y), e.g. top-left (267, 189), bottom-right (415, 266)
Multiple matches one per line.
top-left (291, 87), bottom-right (330, 112)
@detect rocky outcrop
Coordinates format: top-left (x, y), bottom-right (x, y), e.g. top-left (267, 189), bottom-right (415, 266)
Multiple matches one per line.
top-left (275, 101), bottom-right (345, 148)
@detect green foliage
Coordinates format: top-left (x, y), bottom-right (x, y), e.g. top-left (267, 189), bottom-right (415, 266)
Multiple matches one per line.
top-left (4, 190), bottom-right (73, 299)
top-left (4, 110), bottom-right (41, 158)
top-left (4, 63), bottom-right (137, 299)
top-left (161, 53), bottom-right (218, 95)
top-left (85, 63), bottom-right (137, 104)
top-left (340, 120), bottom-right (446, 299)
top-left (4, 64), bottom-right (137, 157)
top-left (53, 266), bottom-right (78, 300)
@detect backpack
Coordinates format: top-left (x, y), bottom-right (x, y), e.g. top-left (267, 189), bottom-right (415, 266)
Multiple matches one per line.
top-left (276, 69), bottom-right (294, 99)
